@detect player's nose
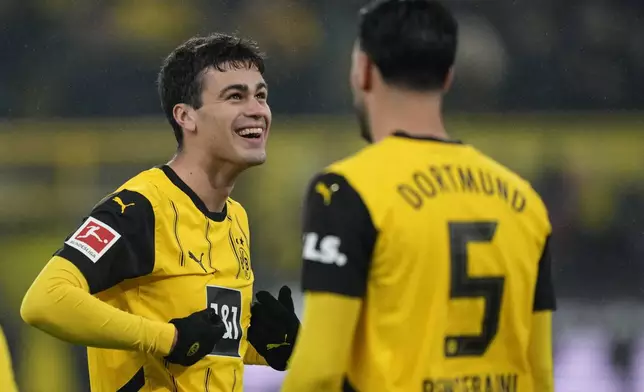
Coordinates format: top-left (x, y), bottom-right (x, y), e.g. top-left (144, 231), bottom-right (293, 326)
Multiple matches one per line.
top-left (243, 99), bottom-right (270, 120)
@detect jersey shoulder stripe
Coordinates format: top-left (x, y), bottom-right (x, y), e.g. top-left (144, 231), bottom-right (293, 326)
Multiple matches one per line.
top-left (56, 185), bottom-right (156, 293)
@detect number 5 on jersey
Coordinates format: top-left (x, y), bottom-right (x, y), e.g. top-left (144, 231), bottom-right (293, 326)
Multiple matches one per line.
top-left (445, 221), bottom-right (504, 358)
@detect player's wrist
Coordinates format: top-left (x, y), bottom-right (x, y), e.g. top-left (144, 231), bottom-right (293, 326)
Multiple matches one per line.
top-left (170, 325), bottom-right (178, 354)
top-left (157, 322), bottom-right (179, 357)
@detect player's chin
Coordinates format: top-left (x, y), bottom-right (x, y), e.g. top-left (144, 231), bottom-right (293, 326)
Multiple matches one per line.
top-left (241, 151), bottom-right (267, 167)
top-left (230, 131), bottom-right (268, 166)
top-left (233, 147), bottom-right (267, 167)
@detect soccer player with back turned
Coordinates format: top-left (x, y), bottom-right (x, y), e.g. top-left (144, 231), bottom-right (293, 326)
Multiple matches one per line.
top-left (20, 34), bottom-right (300, 391)
top-left (282, 1), bottom-right (556, 391)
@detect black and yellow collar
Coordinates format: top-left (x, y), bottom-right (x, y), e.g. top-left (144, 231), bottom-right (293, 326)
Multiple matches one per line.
top-left (160, 165), bottom-right (228, 222)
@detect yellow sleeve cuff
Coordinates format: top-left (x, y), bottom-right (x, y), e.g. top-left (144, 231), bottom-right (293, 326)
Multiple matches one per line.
top-left (244, 343), bottom-right (269, 366)
top-left (529, 311), bottom-right (554, 392)
top-left (153, 322), bottom-right (176, 357)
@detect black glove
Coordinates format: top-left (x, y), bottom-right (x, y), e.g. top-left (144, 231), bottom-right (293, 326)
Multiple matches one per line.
top-left (165, 308), bottom-right (226, 366)
top-left (248, 286), bottom-right (301, 371)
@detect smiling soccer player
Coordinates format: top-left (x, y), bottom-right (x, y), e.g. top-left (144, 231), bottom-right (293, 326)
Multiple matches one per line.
top-left (21, 33), bottom-right (299, 392)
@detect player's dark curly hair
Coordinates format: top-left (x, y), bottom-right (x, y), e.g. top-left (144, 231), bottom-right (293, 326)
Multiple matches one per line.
top-left (157, 33), bottom-right (265, 149)
top-left (358, 0), bottom-right (458, 92)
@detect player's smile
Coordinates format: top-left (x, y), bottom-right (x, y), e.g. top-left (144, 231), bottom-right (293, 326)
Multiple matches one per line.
top-left (233, 124), bottom-right (268, 148)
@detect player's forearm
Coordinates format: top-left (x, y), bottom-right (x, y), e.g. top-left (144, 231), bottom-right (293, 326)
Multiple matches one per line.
top-left (244, 343), bottom-right (269, 366)
top-left (21, 256), bottom-right (175, 356)
top-left (281, 292), bottom-right (361, 392)
top-left (528, 311), bottom-right (554, 392)
top-left (282, 346), bottom-right (346, 391)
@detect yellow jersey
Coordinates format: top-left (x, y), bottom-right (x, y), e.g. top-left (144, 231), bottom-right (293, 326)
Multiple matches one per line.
top-left (0, 326), bottom-right (18, 392)
top-left (56, 165), bottom-right (254, 391)
top-left (301, 132), bottom-right (556, 392)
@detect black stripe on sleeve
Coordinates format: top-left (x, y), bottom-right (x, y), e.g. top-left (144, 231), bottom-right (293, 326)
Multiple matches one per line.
top-left (301, 172), bottom-right (377, 298)
top-left (533, 236), bottom-right (557, 311)
top-left (117, 366), bottom-right (145, 392)
top-left (55, 189), bottom-right (156, 294)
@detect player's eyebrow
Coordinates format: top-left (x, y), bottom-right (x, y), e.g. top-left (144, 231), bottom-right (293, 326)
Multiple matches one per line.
top-left (219, 82), bottom-right (268, 97)
top-left (219, 84), bottom-right (248, 97)
top-left (256, 82), bottom-right (268, 91)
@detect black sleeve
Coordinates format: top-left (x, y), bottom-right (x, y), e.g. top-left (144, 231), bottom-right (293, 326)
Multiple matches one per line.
top-left (300, 172), bottom-right (377, 298)
top-left (533, 236), bottom-right (556, 311)
top-left (54, 189), bottom-right (155, 294)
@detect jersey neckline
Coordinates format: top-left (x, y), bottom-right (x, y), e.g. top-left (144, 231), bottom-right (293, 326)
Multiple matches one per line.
top-left (392, 130), bottom-right (464, 144)
top-left (159, 165), bottom-right (228, 222)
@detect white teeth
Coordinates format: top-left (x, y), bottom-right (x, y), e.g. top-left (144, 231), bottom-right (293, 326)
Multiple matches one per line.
top-left (237, 127), bottom-right (263, 136)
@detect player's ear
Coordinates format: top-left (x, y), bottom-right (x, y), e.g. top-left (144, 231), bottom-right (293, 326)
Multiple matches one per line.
top-left (362, 54), bottom-right (374, 92)
top-left (173, 103), bottom-right (197, 134)
top-left (351, 42), bottom-right (372, 93)
top-left (443, 67), bottom-right (455, 93)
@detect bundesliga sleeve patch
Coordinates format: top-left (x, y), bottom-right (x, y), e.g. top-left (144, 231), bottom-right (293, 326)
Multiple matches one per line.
top-left (65, 217), bottom-right (121, 263)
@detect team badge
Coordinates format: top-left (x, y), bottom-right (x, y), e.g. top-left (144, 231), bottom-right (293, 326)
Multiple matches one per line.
top-left (229, 216), bottom-right (252, 280)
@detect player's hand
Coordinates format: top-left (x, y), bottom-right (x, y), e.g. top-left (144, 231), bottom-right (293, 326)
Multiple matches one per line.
top-left (164, 308), bottom-right (225, 366)
top-left (248, 286), bottom-right (300, 371)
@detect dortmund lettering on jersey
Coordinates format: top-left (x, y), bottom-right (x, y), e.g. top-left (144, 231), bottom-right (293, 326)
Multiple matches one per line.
top-left (301, 132), bottom-right (555, 392)
top-left (55, 165), bottom-right (254, 391)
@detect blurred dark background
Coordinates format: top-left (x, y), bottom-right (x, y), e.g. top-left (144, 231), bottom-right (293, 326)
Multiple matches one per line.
top-left (1, 1), bottom-right (643, 391)
top-left (2, 0), bottom-right (644, 117)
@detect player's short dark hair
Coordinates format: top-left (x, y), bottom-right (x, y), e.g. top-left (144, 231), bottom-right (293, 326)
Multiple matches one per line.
top-left (157, 33), bottom-right (265, 148)
top-left (358, 0), bottom-right (458, 92)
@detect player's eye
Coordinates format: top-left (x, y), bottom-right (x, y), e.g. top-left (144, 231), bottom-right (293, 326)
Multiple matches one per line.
top-left (228, 93), bottom-right (243, 101)
top-left (255, 91), bottom-right (267, 100)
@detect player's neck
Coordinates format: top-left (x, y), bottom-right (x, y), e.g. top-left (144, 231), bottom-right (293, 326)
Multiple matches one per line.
top-left (368, 91), bottom-right (448, 143)
top-left (167, 153), bottom-right (239, 214)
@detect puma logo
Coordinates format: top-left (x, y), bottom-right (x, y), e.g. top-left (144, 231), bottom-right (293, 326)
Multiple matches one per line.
top-left (188, 251), bottom-right (207, 273)
top-left (113, 197), bottom-right (135, 214)
top-left (315, 182), bottom-right (339, 206)
top-left (266, 342), bottom-right (291, 350)
top-left (266, 334), bottom-right (291, 350)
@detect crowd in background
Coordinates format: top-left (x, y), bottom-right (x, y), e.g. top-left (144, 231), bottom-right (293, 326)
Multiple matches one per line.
top-left (0, 0), bottom-right (643, 117)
